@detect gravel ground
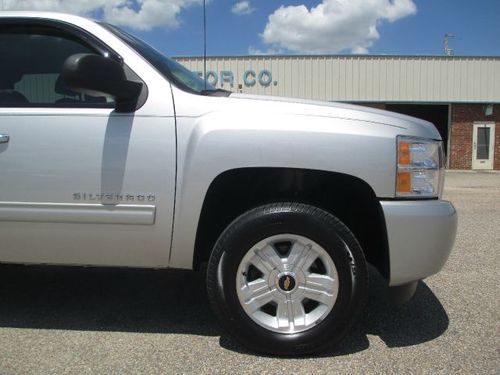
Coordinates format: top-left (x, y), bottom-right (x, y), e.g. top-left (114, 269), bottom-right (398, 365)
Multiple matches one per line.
top-left (0, 171), bottom-right (498, 374)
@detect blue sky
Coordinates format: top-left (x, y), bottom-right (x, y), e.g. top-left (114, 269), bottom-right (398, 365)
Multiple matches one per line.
top-left (4, 0), bottom-right (500, 57)
top-left (138, 0), bottom-right (500, 57)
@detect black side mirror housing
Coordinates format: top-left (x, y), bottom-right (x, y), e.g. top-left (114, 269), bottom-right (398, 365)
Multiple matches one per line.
top-left (61, 53), bottom-right (144, 113)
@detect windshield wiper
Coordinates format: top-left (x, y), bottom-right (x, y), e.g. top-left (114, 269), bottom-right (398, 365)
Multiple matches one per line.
top-left (200, 88), bottom-right (231, 97)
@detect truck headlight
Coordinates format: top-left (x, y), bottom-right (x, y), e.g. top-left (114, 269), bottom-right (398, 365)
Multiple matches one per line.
top-left (396, 136), bottom-right (445, 198)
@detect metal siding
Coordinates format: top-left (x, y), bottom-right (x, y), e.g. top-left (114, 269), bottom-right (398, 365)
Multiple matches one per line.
top-left (492, 60), bottom-right (499, 99)
top-left (175, 56), bottom-right (500, 102)
top-left (345, 57), bottom-right (353, 99)
top-left (339, 57), bottom-right (346, 101)
top-left (331, 58), bottom-right (339, 99)
top-left (383, 59), bottom-right (392, 100)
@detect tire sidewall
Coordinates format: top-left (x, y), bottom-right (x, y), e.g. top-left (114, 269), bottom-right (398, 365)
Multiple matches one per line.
top-left (208, 204), bottom-right (367, 355)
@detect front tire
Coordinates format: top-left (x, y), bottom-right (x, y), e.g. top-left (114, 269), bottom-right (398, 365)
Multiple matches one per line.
top-left (206, 203), bottom-right (368, 355)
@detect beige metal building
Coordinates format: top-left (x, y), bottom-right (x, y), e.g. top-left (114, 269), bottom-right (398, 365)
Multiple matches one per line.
top-left (175, 55), bottom-right (500, 170)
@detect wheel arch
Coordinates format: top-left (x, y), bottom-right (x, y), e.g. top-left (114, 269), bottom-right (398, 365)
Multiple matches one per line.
top-left (193, 167), bottom-right (390, 280)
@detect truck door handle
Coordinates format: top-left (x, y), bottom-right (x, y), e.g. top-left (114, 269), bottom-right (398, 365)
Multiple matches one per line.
top-left (0, 134), bottom-right (9, 144)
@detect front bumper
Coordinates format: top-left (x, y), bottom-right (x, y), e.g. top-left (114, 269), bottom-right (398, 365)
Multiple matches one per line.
top-left (380, 199), bottom-right (457, 286)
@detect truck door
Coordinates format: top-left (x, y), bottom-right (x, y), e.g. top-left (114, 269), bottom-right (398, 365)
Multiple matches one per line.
top-left (0, 21), bottom-right (176, 267)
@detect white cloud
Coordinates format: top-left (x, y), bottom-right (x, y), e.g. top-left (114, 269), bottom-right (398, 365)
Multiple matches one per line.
top-left (248, 45), bottom-right (283, 55)
top-left (351, 46), bottom-right (369, 54)
top-left (261, 0), bottom-right (417, 54)
top-left (231, 1), bottom-right (254, 16)
top-left (2, 0), bottom-right (203, 31)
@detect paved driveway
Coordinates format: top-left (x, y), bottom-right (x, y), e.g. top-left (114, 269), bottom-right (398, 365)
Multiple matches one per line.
top-left (0, 171), bottom-right (498, 374)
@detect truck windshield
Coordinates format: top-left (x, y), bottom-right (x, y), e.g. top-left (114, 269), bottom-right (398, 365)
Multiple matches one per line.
top-left (100, 23), bottom-right (226, 96)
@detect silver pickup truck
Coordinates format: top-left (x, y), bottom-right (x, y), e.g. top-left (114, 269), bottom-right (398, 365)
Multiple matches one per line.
top-left (0, 12), bottom-right (457, 355)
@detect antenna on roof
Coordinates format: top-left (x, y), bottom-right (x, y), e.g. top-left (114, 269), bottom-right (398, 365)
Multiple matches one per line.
top-left (203, 0), bottom-right (207, 90)
top-left (444, 33), bottom-right (455, 56)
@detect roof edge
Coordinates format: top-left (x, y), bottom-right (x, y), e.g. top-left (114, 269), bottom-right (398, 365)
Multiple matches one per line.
top-left (173, 54), bottom-right (500, 60)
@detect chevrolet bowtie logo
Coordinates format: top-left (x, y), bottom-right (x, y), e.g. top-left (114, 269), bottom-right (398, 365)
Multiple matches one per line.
top-left (279, 273), bottom-right (296, 292)
top-left (283, 276), bottom-right (291, 290)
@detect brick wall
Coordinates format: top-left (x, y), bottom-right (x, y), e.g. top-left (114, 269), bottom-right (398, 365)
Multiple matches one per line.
top-left (495, 122), bottom-right (500, 170)
top-left (449, 104), bottom-right (500, 170)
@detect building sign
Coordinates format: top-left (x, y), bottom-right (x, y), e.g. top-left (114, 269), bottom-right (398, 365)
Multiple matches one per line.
top-left (196, 70), bottom-right (276, 88)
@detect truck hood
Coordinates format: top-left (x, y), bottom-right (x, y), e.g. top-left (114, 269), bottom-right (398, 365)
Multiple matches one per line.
top-left (227, 93), bottom-right (441, 140)
top-left (172, 88), bottom-right (442, 140)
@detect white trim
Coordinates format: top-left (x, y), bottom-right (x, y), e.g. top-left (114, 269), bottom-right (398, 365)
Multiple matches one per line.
top-left (472, 122), bottom-right (495, 170)
top-left (447, 104), bottom-right (452, 169)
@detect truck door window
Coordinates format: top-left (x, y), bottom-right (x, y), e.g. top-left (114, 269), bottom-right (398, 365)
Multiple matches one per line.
top-left (0, 25), bottom-right (114, 108)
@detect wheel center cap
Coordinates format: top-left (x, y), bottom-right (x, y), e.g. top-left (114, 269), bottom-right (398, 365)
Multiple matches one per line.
top-left (278, 273), bottom-right (297, 292)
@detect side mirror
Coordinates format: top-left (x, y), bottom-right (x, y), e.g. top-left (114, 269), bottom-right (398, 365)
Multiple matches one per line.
top-left (61, 53), bottom-right (144, 113)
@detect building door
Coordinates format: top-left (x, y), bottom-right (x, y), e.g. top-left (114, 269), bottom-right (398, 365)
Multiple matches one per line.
top-left (472, 123), bottom-right (495, 169)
